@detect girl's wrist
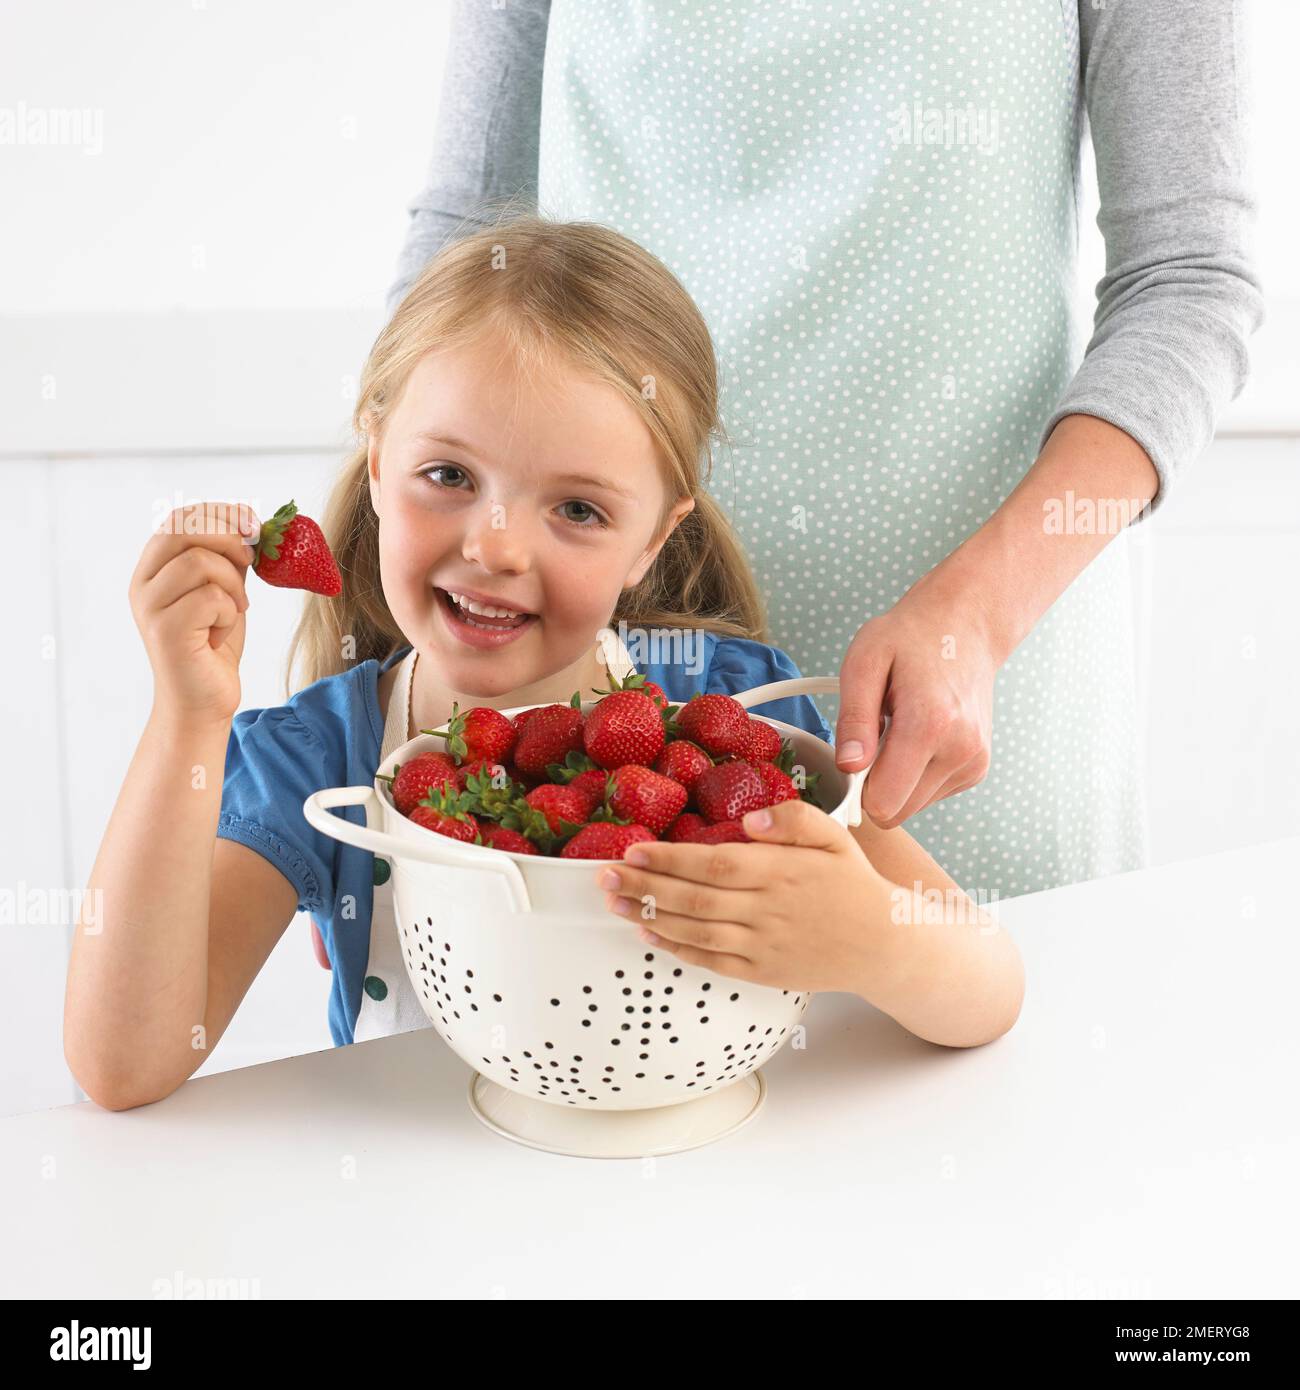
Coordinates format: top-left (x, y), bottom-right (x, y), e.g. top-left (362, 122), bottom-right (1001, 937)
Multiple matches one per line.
top-left (146, 702), bottom-right (234, 748)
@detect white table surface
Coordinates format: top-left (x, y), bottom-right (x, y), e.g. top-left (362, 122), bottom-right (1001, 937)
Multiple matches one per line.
top-left (4, 836), bottom-right (1297, 1300)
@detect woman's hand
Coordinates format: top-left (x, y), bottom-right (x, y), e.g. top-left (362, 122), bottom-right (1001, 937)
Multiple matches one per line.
top-left (832, 415), bottom-right (1163, 829)
top-left (593, 799), bottom-right (892, 995)
top-left (129, 501), bottom-right (259, 730)
top-left (833, 578), bottom-right (1000, 829)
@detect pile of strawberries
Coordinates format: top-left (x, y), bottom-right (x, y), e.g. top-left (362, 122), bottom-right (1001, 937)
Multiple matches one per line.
top-left (378, 672), bottom-right (822, 860)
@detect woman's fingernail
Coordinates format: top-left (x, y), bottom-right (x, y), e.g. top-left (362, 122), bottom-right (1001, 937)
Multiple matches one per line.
top-left (624, 846), bottom-right (650, 866)
top-left (743, 808), bottom-right (772, 831)
top-left (610, 897), bottom-right (632, 916)
top-left (597, 868), bottom-right (621, 891)
top-left (840, 740), bottom-right (864, 761)
top-left (637, 927), bottom-right (660, 945)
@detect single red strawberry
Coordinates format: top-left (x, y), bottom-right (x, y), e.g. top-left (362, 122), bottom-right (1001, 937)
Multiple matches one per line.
top-left (523, 783), bottom-right (593, 837)
top-left (750, 760), bottom-right (800, 806)
top-left (669, 693), bottom-right (750, 757)
top-left (560, 822), bottom-right (657, 860)
top-left (453, 756), bottom-right (510, 791)
top-left (250, 499), bottom-right (342, 596)
top-left (608, 764), bottom-right (688, 835)
top-left (513, 696), bottom-right (586, 775)
top-left (694, 761), bottom-right (770, 823)
top-left (737, 717), bottom-right (784, 762)
top-left (583, 689), bottom-right (665, 769)
top-left (380, 750), bottom-right (459, 815)
top-left (540, 751), bottom-right (610, 814)
top-left (567, 767), bottom-right (613, 814)
top-left (664, 811), bottom-right (710, 842)
top-left (590, 669), bottom-right (671, 713)
top-left (642, 680), bottom-right (669, 712)
top-left (422, 702), bottom-right (516, 764)
top-left (653, 738), bottom-right (714, 798)
top-left (408, 784), bottom-right (480, 843)
top-left (511, 706), bottom-right (543, 737)
top-left (685, 820), bottom-right (753, 844)
top-left (477, 823), bottom-right (540, 856)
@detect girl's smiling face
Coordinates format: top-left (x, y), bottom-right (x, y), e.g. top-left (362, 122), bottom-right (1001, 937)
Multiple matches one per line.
top-left (367, 328), bottom-right (694, 698)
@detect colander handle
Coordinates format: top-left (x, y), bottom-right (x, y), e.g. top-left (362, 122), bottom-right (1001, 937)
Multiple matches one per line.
top-left (729, 674), bottom-right (888, 830)
top-left (301, 785), bottom-right (531, 911)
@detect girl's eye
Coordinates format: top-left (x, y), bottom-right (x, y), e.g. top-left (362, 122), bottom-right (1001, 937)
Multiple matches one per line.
top-left (421, 464), bottom-right (469, 489)
top-left (558, 500), bottom-right (608, 529)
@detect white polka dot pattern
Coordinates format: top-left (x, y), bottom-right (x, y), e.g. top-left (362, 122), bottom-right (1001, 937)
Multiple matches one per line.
top-left (537, 0), bottom-right (1148, 897)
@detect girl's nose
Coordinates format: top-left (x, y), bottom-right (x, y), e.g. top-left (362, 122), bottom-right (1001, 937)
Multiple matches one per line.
top-left (461, 501), bottom-right (531, 574)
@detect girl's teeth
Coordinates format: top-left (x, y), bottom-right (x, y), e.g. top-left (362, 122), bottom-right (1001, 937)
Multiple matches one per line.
top-left (447, 589), bottom-right (523, 619)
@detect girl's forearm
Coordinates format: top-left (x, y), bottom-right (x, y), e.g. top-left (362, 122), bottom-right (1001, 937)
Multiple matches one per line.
top-left (64, 710), bottom-right (231, 1108)
top-left (855, 873), bottom-right (1025, 1048)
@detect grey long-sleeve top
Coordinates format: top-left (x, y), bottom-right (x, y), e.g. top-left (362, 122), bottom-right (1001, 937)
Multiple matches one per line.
top-left (387, 0), bottom-right (1264, 523)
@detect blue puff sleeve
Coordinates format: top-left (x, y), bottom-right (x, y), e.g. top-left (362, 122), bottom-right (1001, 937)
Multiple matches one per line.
top-left (704, 637), bottom-right (835, 744)
top-left (216, 704), bottom-right (339, 917)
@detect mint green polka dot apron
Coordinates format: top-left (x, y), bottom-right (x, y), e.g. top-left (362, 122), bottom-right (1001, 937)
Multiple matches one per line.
top-left (538, 0), bottom-right (1149, 897)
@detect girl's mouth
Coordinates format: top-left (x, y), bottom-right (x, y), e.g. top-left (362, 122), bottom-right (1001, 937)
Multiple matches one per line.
top-left (434, 586), bottom-right (538, 648)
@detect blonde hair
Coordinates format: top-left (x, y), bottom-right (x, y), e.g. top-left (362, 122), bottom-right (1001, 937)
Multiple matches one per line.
top-left (283, 202), bottom-right (771, 698)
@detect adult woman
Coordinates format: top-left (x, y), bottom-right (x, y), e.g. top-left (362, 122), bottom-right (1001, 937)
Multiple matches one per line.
top-left (387, 0), bottom-right (1262, 896)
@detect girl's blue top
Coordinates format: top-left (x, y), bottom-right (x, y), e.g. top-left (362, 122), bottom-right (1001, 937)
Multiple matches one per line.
top-left (216, 633), bottom-right (834, 1046)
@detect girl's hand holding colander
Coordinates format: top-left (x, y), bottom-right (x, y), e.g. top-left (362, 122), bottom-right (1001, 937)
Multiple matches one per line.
top-left (597, 796), bottom-right (892, 997)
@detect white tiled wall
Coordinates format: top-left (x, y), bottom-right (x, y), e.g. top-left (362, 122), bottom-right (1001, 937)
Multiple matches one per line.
top-left (2, 435), bottom-right (1297, 1119)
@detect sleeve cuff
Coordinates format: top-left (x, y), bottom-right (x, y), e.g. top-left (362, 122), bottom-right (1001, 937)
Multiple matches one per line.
top-left (216, 813), bottom-right (323, 917)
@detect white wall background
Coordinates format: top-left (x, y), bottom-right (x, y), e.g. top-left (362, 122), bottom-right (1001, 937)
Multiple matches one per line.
top-left (2, 1), bottom-right (1297, 1119)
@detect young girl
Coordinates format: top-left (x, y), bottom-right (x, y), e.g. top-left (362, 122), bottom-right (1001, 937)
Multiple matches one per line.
top-left (65, 215), bottom-right (1023, 1111)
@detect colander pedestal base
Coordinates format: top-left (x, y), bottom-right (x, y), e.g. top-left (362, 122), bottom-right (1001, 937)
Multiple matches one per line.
top-left (467, 1070), bottom-right (767, 1158)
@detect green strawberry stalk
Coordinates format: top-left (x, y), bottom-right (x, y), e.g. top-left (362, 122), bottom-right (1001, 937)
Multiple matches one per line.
top-left (545, 749), bottom-right (601, 782)
top-left (588, 669), bottom-right (676, 718)
top-left (457, 764), bottom-right (528, 821)
top-left (495, 799), bottom-right (573, 855)
top-left (493, 785), bottom-right (630, 857)
top-left (425, 701), bottom-right (470, 760)
top-left (773, 740), bottom-right (823, 806)
top-left (409, 783), bottom-right (481, 844)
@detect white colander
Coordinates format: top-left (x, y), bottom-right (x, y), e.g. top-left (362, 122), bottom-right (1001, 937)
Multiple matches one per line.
top-left (303, 675), bottom-right (877, 1158)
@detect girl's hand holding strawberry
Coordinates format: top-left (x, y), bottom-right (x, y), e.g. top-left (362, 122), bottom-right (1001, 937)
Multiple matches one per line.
top-left (596, 798), bottom-right (894, 996)
top-left (129, 501), bottom-right (259, 729)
